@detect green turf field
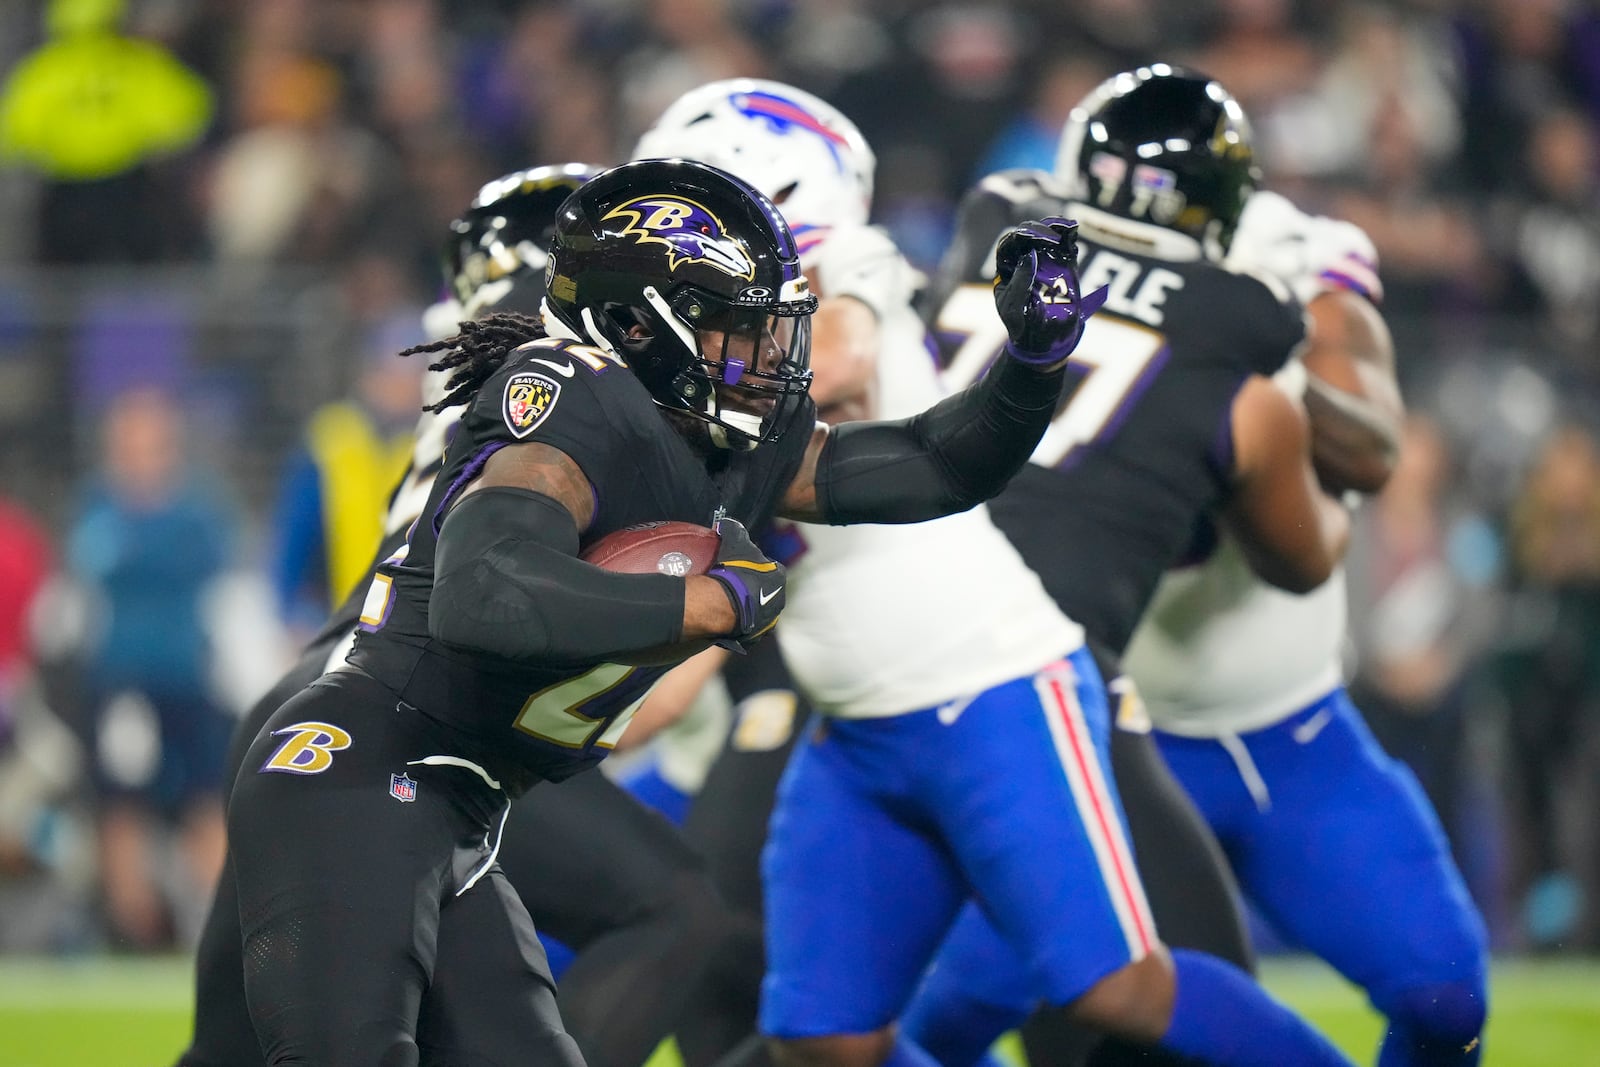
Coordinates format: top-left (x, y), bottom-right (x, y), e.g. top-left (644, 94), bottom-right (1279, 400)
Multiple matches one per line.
top-left (0, 954), bottom-right (1594, 1066)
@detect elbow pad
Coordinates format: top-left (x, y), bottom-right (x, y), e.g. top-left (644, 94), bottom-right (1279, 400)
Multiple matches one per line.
top-left (815, 354), bottom-right (1067, 525)
top-left (430, 487), bottom-right (685, 663)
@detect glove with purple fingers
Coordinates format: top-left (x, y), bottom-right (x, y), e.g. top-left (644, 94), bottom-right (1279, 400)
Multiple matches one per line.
top-left (706, 516), bottom-right (785, 652)
top-left (993, 216), bottom-right (1109, 370)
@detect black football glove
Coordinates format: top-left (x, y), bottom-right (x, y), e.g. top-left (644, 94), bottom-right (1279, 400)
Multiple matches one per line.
top-left (993, 216), bottom-right (1109, 369)
top-left (706, 517), bottom-right (785, 651)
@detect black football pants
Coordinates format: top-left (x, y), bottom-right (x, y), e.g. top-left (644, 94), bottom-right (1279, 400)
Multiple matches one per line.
top-left (181, 657), bottom-right (726, 1067)
top-left (224, 670), bottom-right (578, 1066)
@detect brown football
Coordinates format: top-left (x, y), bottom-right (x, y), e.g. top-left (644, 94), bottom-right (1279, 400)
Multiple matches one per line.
top-left (581, 521), bottom-right (722, 667)
top-left (580, 520), bottom-right (720, 577)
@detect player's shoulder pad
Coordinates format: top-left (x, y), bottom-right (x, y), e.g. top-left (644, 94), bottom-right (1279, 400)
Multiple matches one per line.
top-left (970, 167), bottom-right (1069, 209)
top-left (950, 169), bottom-right (1073, 283)
top-left (1207, 261), bottom-right (1308, 378)
top-left (808, 223), bottom-right (921, 322)
top-left (467, 337), bottom-right (613, 444)
top-left (1227, 190), bottom-right (1383, 306)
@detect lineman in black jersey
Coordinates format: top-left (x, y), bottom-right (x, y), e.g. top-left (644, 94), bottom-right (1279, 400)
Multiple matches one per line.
top-left (179, 164), bottom-right (744, 1067)
top-left (225, 157), bottom-right (1101, 1066)
top-left (902, 68), bottom-right (1352, 1067)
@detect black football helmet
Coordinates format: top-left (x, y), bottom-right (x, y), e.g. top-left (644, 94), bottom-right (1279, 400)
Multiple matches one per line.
top-left (444, 163), bottom-right (603, 318)
top-left (545, 157), bottom-right (817, 450)
top-left (1056, 64), bottom-right (1258, 259)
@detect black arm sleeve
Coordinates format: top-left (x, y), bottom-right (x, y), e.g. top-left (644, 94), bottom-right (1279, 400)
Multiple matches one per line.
top-left (813, 352), bottom-right (1068, 525)
top-left (430, 487), bottom-right (687, 663)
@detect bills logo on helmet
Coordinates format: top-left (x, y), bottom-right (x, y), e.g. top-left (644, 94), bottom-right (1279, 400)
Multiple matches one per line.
top-left (732, 90), bottom-right (852, 168)
top-left (503, 372), bottom-right (560, 438)
top-left (389, 772), bottom-right (418, 802)
top-left (260, 721), bottom-right (353, 775)
top-left (602, 196), bottom-right (756, 279)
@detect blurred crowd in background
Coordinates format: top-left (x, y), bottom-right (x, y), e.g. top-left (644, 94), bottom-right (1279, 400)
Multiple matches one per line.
top-left (0, 0), bottom-right (1597, 961)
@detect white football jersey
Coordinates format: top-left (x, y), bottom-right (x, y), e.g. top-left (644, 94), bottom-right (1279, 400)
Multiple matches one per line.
top-left (777, 227), bottom-right (1084, 719)
top-left (1125, 194), bottom-right (1380, 735)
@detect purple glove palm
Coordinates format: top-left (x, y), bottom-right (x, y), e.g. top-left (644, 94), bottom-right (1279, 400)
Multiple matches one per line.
top-left (993, 217), bottom-right (1109, 368)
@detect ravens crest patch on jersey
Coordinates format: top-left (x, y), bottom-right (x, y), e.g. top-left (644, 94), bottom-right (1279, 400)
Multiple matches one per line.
top-left (503, 371), bottom-right (562, 438)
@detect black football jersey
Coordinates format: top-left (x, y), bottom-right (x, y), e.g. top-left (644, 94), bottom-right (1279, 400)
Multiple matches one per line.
top-left (928, 170), bottom-right (1304, 658)
top-left (347, 337), bottom-right (813, 793)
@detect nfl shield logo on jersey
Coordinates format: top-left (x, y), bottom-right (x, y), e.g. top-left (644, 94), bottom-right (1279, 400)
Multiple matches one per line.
top-left (389, 772), bottom-right (418, 803)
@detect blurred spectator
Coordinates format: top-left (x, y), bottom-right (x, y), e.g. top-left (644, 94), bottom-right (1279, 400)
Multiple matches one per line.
top-left (205, 51), bottom-right (395, 265)
top-left (1264, 2), bottom-right (1460, 189)
top-left (1451, 0), bottom-right (1600, 195)
top-left (0, 0), bottom-right (211, 262)
top-left (1486, 425), bottom-right (1600, 950)
top-left (269, 314), bottom-right (422, 637)
top-left (1347, 415), bottom-right (1489, 862)
top-left (1327, 93), bottom-right (1486, 323)
top-left (773, 0), bottom-right (893, 93)
top-left (971, 53), bottom-right (1111, 179)
top-left (0, 495), bottom-right (51, 686)
top-left (831, 3), bottom-right (1032, 263)
top-left (615, 0), bottom-right (769, 148)
top-left (1186, 0), bottom-right (1320, 118)
top-left (65, 386), bottom-right (238, 950)
top-left (1487, 108), bottom-right (1600, 369)
top-left (0, 496), bottom-right (88, 951)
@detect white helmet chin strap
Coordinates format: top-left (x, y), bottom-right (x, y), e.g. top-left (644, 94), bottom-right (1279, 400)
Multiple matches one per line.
top-left (579, 306), bottom-right (622, 357)
top-left (717, 409), bottom-right (764, 450)
top-left (638, 285), bottom-right (765, 451)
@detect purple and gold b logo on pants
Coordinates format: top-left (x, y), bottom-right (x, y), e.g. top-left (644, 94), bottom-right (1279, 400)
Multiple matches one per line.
top-left (260, 721), bottom-right (353, 775)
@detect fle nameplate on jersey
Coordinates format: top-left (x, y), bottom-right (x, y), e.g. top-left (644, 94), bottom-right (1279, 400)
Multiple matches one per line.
top-left (1076, 250), bottom-right (1184, 329)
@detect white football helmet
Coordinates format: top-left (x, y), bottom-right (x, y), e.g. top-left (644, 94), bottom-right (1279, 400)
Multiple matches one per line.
top-left (633, 78), bottom-right (875, 257)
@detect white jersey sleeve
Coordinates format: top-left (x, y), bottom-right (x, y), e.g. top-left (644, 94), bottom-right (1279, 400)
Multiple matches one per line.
top-left (804, 223), bottom-right (922, 321)
top-left (1227, 190), bottom-right (1383, 307)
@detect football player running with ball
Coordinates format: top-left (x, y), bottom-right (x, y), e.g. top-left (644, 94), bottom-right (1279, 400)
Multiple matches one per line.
top-left (224, 157), bottom-right (1096, 1066)
top-left (180, 165), bottom-right (752, 1067)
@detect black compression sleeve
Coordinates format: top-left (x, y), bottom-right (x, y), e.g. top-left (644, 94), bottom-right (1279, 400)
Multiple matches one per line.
top-left (430, 487), bottom-right (686, 663)
top-left (813, 353), bottom-right (1068, 525)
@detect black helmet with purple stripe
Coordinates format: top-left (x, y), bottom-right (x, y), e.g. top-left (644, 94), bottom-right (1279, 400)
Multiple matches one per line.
top-left (545, 157), bottom-right (817, 450)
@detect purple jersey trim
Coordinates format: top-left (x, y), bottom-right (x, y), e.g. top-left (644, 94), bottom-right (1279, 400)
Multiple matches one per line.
top-left (432, 441), bottom-right (509, 535)
top-left (1052, 345), bottom-right (1171, 473)
top-left (1208, 376), bottom-right (1246, 480)
top-left (1100, 344), bottom-right (1170, 445)
top-left (1318, 269), bottom-right (1374, 301)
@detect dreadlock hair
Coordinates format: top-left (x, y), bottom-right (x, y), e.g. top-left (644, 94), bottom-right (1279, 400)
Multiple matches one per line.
top-left (401, 311), bottom-right (548, 413)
